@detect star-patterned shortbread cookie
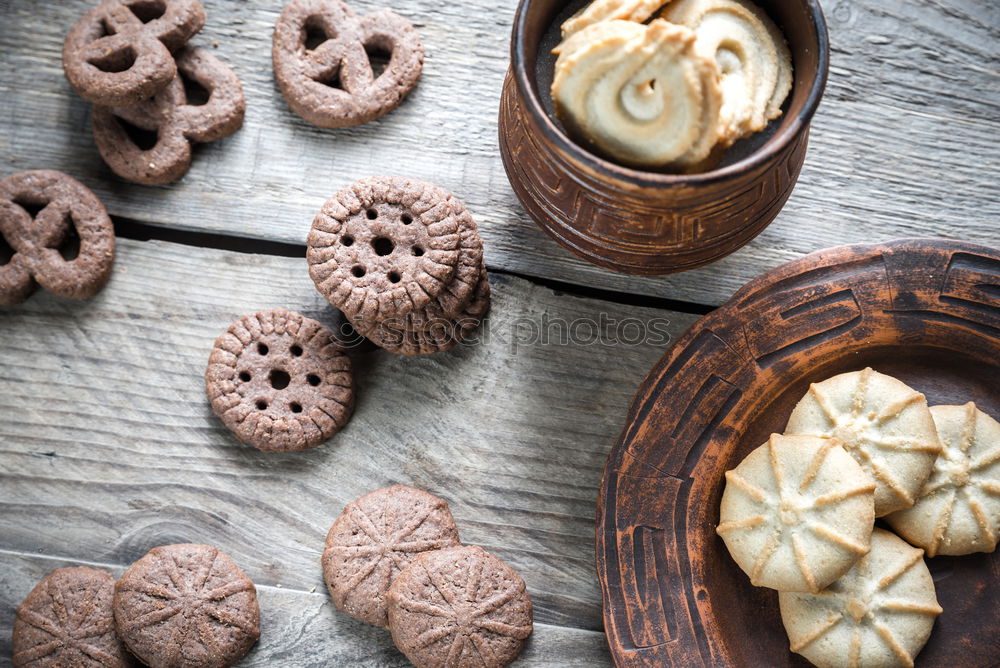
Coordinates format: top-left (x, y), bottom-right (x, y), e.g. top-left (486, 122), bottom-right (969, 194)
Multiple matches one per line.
top-left (13, 567), bottom-right (134, 667)
top-left (718, 433), bottom-right (876, 592)
top-left (323, 485), bottom-right (461, 627)
top-left (113, 544), bottom-right (259, 668)
top-left (780, 528), bottom-right (942, 668)
top-left (887, 403), bottom-right (1000, 556)
top-left (785, 367), bottom-right (942, 516)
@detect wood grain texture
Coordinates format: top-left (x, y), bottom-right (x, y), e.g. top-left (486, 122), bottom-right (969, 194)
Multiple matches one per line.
top-left (1, 0), bottom-right (997, 305)
top-left (0, 237), bottom-right (698, 662)
top-left (597, 239), bottom-right (1000, 666)
top-left (0, 550), bottom-right (610, 667)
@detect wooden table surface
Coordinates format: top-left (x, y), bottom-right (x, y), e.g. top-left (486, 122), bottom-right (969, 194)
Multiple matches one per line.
top-left (0, 0), bottom-right (996, 666)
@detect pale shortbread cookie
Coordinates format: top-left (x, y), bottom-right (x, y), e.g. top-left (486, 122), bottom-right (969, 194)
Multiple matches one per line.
top-left (785, 368), bottom-right (942, 517)
top-left (717, 434), bottom-right (875, 593)
top-left (552, 19), bottom-right (721, 168)
top-left (560, 0), bottom-right (665, 38)
top-left (780, 529), bottom-right (942, 668)
top-left (886, 403), bottom-right (1000, 557)
top-left (661, 0), bottom-right (792, 145)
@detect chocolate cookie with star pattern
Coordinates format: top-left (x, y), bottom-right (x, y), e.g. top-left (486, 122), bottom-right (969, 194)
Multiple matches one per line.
top-left (113, 543), bottom-right (260, 668)
top-left (387, 545), bottom-right (533, 668)
top-left (12, 567), bottom-right (135, 667)
top-left (322, 485), bottom-right (461, 627)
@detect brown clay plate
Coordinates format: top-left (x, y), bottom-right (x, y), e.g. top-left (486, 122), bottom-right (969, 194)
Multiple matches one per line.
top-left (596, 238), bottom-right (1000, 666)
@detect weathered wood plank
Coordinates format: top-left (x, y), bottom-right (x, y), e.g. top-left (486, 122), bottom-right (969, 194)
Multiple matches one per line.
top-left (0, 238), bottom-right (699, 640)
top-left (1, 0), bottom-right (996, 306)
top-left (0, 550), bottom-right (612, 666)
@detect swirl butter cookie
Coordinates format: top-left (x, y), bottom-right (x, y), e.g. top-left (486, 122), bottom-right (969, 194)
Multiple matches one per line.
top-left (114, 544), bottom-right (260, 668)
top-left (785, 368), bottom-right (942, 517)
top-left (717, 434), bottom-right (875, 592)
top-left (206, 308), bottom-right (354, 452)
top-left (63, 0), bottom-right (206, 106)
top-left (560, 0), bottom-right (665, 38)
top-left (661, 0), bottom-right (793, 145)
top-left (552, 19), bottom-right (721, 168)
top-left (323, 485), bottom-right (461, 627)
top-left (387, 545), bottom-right (533, 668)
top-left (93, 46), bottom-right (246, 185)
top-left (886, 403), bottom-right (1000, 557)
top-left (12, 567), bottom-right (134, 667)
top-left (0, 170), bottom-right (115, 306)
top-left (272, 0), bottom-right (423, 128)
top-left (779, 529), bottom-right (942, 668)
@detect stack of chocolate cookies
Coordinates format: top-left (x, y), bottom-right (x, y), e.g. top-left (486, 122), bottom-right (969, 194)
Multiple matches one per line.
top-left (62, 0), bottom-right (245, 185)
top-left (307, 176), bottom-right (491, 356)
top-left (323, 485), bottom-right (533, 668)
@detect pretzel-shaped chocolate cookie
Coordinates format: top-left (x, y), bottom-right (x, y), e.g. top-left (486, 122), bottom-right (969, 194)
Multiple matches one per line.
top-left (273, 0), bottom-right (424, 128)
top-left (92, 46), bottom-right (246, 185)
top-left (63, 0), bottom-right (206, 106)
top-left (0, 171), bottom-right (116, 306)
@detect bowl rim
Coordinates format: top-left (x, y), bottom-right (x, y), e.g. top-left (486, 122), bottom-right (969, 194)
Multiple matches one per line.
top-left (510, 0), bottom-right (831, 187)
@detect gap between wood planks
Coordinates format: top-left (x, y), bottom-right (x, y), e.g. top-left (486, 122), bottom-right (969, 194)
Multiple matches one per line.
top-left (113, 217), bottom-right (717, 317)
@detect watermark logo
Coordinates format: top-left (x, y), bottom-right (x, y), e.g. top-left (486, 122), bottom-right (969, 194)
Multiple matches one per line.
top-left (336, 312), bottom-right (675, 352)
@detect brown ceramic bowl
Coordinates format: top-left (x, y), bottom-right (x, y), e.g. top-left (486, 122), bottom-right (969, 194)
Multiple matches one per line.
top-left (498, 0), bottom-right (830, 275)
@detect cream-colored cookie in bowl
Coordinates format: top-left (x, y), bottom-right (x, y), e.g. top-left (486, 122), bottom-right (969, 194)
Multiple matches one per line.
top-left (779, 528), bottom-right (942, 668)
top-left (552, 19), bottom-right (722, 169)
top-left (497, 0), bottom-right (829, 274)
top-left (560, 0), bottom-right (664, 38)
top-left (661, 0), bottom-right (793, 145)
top-left (717, 433), bottom-right (875, 592)
top-left (886, 403), bottom-right (1000, 557)
top-left (785, 367), bottom-right (942, 517)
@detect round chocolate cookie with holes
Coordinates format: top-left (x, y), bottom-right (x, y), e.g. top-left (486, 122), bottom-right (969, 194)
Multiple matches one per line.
top-left (322, 485), bottom-right (461, 627)
top-left (307, 176), bottom-right (469, 322)
top-left (354, 259), bottom-right (491, 356)
top-left (205, 308), bottom-right (354, 452)
top-left (13, 567), bottom-right (135, 667)
top-left (387, 545), bottom-right (533, 668)
top-left (114, 544), bottom-right (259, 668)
top-left (272, 0), bottom-right (423, 128)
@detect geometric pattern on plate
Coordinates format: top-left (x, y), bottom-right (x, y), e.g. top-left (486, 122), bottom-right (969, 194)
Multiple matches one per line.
top-left (779, 528), bottom-right (942, 668)
top-left (785, 367), bottom-right (942, 517)
top-left (886, 403), bottom-right (1000, 557)
top-left (718, 433), bottom-right (875, 592)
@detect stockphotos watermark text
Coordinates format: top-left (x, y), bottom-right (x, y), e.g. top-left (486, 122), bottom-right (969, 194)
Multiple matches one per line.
top-left (337, 312), bottom-right (676, 352)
